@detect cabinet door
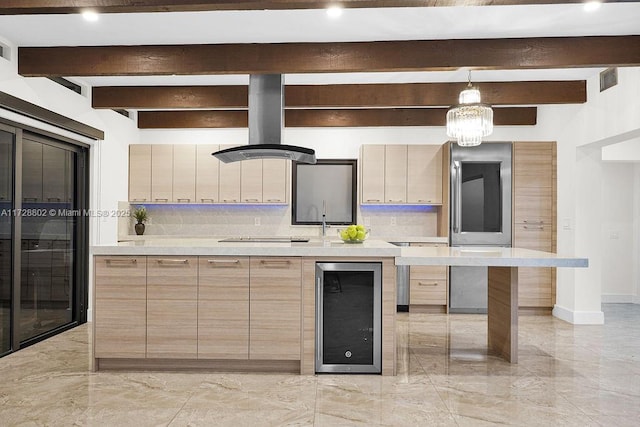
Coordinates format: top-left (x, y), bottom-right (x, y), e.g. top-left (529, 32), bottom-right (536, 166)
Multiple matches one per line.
top-left (147, 256), bottom-right (198, 358)
top-left (129, 144), bottom-right (151, 202)
top-left (151, 145), bottom-right (173, 202)
top-left (409, 242), bottom-right (448, 306)
top-left (384, 145), bottom-right (407, 203)
top-left (250, 257), bottom-right (301, 360)
top-left (407, 145), bottom-right (443, 204)
top-left (262, 159), bottom-right (287, 203)
top-left (198, 256), bottom-right (250, 359)
top-left (0, 141), bottom-right (11, 203)
top-left (94, 256), bottom-right (147, 358)
top-left (22, 138), bottom-right (43, 202)
top-left (42, 144), bottom-right (68, 203)
top-left (360, 145), bottom-right (385, 204)
top-left (195, 144), bottom-right (219, 203)
top-left (240, 159), bottom-right (263, 203)
top-left (172, 144), bottom-right (196, 203)
top-left (218, 145), bottom-right (241, 203)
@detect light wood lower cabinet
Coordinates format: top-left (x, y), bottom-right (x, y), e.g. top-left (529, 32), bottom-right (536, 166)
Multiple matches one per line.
top-left (146, 256), bottom-right (198, 358)
top-left (198, 256), bottom-right (250, 360)
top-left (409, 243), bottom-right (448, 308)
top-left (249, 257), bottom-right (302, 360)
top-left (94, 256), bottom-right (147, 358)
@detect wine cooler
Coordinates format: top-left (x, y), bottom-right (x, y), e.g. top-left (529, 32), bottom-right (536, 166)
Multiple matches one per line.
top-left (315, 262), bottom-right (382, 374)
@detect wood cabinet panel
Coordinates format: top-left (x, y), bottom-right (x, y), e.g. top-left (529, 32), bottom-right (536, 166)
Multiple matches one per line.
top-left (42, 144), bottom-right (69, 203)
top-left (198, 256), bottom-right (250, 360)
top-left (151, 145), bottom-right (173, 202)
top-left (407, 145), bottom-right (442, 204)
top-left (384, 145), bottom-right (407, 203)
top-left (410, 279), bottom-right (447, 305)
top-left (241, 159), bottom-right (263, 203)
top-left (218, 144), bottom-right (241, 203)
top-left (262, 159), bottom-right (287, 203)
top-left (410, 265), bottom-right (447, 280)
top-left (514, 187), bottom-right (553, 224)
top-left (129, 144), bottom-right (152, 202)
top-left (147, 256), bottom-right (198, 358)
top-left (360, 145), bottom-right (385, 203)
top-left (518, 267), bottom-right (553, 307)
top-left (94, 256), bottom-right (147, 359)
top-left (195, 144), bottom-right (219, 203)
top-left (172, 144), bottom-right (196, 203)
top-left (22, 138), bottom-right (43, 202)
top-left (249, 257), bottom-right (301, 360)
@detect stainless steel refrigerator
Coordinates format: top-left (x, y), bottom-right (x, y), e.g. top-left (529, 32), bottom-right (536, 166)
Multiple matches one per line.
top-left (449, 142), bottom-right (512, 313)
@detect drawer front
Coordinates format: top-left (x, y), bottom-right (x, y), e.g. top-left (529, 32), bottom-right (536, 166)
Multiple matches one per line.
top-left (410, 278), bottom-right (447, 305)
top-left (513, 224), bottom-right (552, 251)
top-left (410, 265), bottom-right (447, 280)
top-left (94, 256), bottom-right (146, 300)
top-left (147, 256), bottom-right (198, 299)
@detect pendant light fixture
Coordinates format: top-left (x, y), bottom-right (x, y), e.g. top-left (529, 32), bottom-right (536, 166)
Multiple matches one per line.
top-left (446, 71), bottom-right (493, 147)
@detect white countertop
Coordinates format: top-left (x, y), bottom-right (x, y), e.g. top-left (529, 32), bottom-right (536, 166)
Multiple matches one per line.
top-left (396, 246), bottom-right (589, 268)
top-left (92, 238), bottom-right (401, 257)
top-left (93, 239), bottom-right (588, 268)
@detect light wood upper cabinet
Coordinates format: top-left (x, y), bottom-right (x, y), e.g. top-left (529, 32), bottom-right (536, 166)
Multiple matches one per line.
top-left (22, 138), bottom-right (43, 202)
top-left (262, 159), bottom-right (287, 203)
top-left (249, 257), bottom-right (301, 360)
top-left (0, 141), bottom-right (11, 202)
top-left (198, 256), bottom-right (250, 360)
top-left (172, 144), bottom-right (196, 203)
top-left (42, 144), bottom-right (70, 203)
top-left (360, 145), bottom-right (385, 203)
top-left (129, 144), bottom-right (152, 202)
top-left (384, 145), bottom-right (407, 203)
top-left (407, 145), bottom-right (443, 204)
top-left (146, 256), bottom-right (198, 359)
top-left (241, 158), bottom-right (263, 203)
top-left (513, 141), bottom-right (557, 308)
top-left (218, 144), bottom-right (242, 203)
top-left (361, 144), bottom-right (443, 205)
top-left (195, 144), bottom-right (219, 203)
top-left (94, 256), bottom-right (147, 359)
top-left (151, 145), bottom-right (173, 202)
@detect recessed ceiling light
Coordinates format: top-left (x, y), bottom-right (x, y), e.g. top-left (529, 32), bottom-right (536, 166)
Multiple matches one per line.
top-left (326, 5), bottom-right (343, 19)
top-left (583, 1), bottom-right (602, 12)
top-left (82, 10), bottom-right (99, 22)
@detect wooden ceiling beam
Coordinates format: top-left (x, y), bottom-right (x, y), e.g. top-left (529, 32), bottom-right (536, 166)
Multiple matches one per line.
top-left (0, 1), bottom-right (615, 15)
top-left (92, 81), bottom-right (585, 109)
top-left (137, 107), bottom-right (536, 129)
top-left (19, 36), bottom-right (640, 77)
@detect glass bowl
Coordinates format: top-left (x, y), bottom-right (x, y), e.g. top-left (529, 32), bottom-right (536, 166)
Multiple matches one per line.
top-left (336, 227), bottom-right (370, 243)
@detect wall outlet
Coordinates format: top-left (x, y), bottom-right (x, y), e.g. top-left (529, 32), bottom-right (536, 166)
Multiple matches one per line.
top-left (364, 217), bottom-right (371, 227)
top-left (562, 218), bottom-right (571, 230)
top-left (390, 217), bottom-right (396, 226)
top-left (254, 217), bottom-right (261, 226)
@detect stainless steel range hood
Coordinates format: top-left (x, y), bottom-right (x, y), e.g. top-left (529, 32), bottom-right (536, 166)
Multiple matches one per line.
top-left (212, 74), bottom-right (317, 164)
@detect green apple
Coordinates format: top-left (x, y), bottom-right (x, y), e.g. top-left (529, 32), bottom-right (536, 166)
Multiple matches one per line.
top-left (340, 229), bottom-right (349, 240)
top-left (356, 230), bottom-right (366, 240)
top-left (356, 224), bottom-right (365, 232)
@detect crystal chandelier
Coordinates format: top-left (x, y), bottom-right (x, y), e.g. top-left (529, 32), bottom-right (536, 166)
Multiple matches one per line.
top-left (446, 72), bottom-right (493, 147)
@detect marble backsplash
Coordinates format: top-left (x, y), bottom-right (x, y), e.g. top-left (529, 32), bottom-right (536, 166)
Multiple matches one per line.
top-left (118, 201), bottom-right (440, 240)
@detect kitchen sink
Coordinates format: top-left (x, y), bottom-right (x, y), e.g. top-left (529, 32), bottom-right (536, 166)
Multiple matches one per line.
top-left (218, 237), bottom-right (310, 243)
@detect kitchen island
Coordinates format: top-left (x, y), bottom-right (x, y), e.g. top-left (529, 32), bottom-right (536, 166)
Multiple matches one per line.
top-left (91, 239), bottom-right (587, 374)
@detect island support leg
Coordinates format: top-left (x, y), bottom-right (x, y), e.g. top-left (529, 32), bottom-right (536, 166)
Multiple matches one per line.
top-left (487, 266), bottom-right (518, 363)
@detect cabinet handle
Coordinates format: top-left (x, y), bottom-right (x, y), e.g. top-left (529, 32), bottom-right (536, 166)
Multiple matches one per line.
top-left (387, 199), bottom-right (404, 203)
top-left (105, 258), bottom-right (137, 265)
top-left (418, 282), bottom-right (438, 287)
top-left (131, 198), bottom-right (147, 202)
top-left (23, 197), bottom-right (38, 202)
top-left (177, 198), bottom-right (191, 203)
top-left (260, 259), bottom-right (291, 266)
top-left (523, 225), bottom-right (544, 230)
top-left (523, 220), bottom-right (544, 224)
top-left (266, 199), bottom-right (282, 202)
top-left (154, 198), bottom-right (169, 202)
top-left (207, 259), bottom-right (241, 265)
top-left (366, 199), bottom-right (381, 202)
top-left (47, 197), bottom-right (61, 202)
top-left (157, 259), bottom-right (188, 265)
top-left (200, 198), bottom-right (215, 203)
top-left (244, 198), bottom-right (259, 202)
top-left (223, 199), bottom-right (238, 203)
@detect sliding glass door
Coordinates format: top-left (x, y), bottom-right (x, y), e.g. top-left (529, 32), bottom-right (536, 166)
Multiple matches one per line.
top-left (0, 123), bottom-right (88, 355)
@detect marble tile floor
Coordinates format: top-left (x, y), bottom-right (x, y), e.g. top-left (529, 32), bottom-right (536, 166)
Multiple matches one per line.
top-left (1, 304), bottom-right (639, 426)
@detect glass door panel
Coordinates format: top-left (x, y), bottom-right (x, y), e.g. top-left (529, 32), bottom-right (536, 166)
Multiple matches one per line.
top-left (0, 129), bottom-right (13, 354)
top-left (20, 138), bottom-right (75, 343)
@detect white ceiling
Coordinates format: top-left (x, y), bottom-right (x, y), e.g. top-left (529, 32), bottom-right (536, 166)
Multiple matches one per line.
top-left (1, 3), bottom-right (639, 86)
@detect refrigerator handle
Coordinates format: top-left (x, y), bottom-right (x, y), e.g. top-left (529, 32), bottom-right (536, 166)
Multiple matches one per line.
top-left (452, 161), bottom-right (462, 233)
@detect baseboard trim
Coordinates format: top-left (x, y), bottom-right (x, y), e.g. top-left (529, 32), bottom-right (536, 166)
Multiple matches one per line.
top-left (552, 304), bottom-right (604, 325)
top-left (602, 294), bottom-right (635, 303)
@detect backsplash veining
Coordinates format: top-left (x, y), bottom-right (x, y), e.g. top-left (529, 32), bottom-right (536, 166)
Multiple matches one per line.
top-left (118, 201), bottom-right (439, 240)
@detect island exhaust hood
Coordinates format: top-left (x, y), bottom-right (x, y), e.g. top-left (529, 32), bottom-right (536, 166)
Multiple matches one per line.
top-left (212, 74), bottom-right (317, 164)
